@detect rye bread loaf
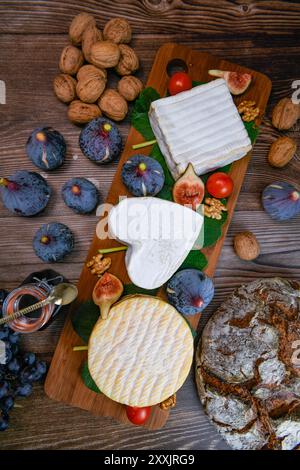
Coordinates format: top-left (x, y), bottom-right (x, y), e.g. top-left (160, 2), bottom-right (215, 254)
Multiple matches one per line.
top-left (196, 278), bottom-right (300, 450)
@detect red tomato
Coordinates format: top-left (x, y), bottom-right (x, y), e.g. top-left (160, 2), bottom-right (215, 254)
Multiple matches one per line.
top-left (206, 172), bottom-right (234, 198)
top-left (126, 406), bottom-right (151, 425)
top-left (168, 72), bottom-right (192, 95)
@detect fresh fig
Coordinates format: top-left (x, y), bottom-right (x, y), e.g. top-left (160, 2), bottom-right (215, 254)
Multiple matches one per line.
top-left (92, 272), bottom-right (123, 320)
top-left (166, 269), bottom-right (214, 316)
top-left (208, 70), bottom-right (252, 95)
top-left (172, 164), bottom-right (204, 210)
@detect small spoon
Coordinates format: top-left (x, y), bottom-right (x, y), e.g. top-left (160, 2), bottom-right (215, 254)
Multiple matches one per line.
top-left (0, 283), bottom-right (78, 326)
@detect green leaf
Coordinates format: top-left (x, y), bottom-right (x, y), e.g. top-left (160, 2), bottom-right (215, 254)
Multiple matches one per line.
top-left (131, 87), bottom-right (160, 140)
top-left (179, 250), bottom-right (208, 271)
top-left (81, 361), bottom-right (101, 394)
top-left (244, 120), bottom-right (259, 144)
top-left (203, 210), bottom-right (228, 248)
top-left (123, 283), bottom-right (159, 297)
top-left (150, 143), bottom-right (175, 187)
top-left (71, 300), bottom-right (99, 344)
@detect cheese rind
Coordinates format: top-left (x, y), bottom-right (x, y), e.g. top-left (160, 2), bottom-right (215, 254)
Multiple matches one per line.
top-left (88, 295), bottom-right (194, 407)
top-left (149, 79), bottom-right (252, 179)
top-left (108, 197), bottom-right (204, 289)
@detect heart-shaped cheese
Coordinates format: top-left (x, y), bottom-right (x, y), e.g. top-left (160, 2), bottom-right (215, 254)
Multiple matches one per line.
top-left (108, 197), bottom-right (203, 289)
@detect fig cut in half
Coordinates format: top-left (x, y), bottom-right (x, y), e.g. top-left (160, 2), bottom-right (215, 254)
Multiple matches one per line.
top-left (208, 70), bottom-right (252, 95)
top-left (173, 163), bottom-right (204, 210)
top-left (92, 272), bottom-right (123, 320)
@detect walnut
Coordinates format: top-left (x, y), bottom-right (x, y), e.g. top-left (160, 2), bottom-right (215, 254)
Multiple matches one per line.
top-left (90, 41), bottom-right (120, 69)
top-left (59, 45), bottom-right (84, 76)
top-left (117, 76), bottom-right (143, 101)
top-left (82, 25), bottom-right (103, 62)
top-left (238, 100), bottom-right (260, 122)
top-left (86, 253), bottom-right (112, 277)
top-left (103, 18), bottom-right (132, 44)
top-left (53, 74), bottom-right (77, 103)
top-left (77, 64), bottom-right (107, 82)
top-left (268, 136), bottom-right (297, 168)
top-left (76, 65), bottom-right (106, 103)
top-left (68, 100), bottom-right (101, 124)
top-left (204, 197), bottom-right (227, 220)
top-left (233, 231), bottom-right (260, 261)
top-left (159, 394), bottom-right (176, 410)
top-left (69, 12), bottom-right (96, 45)
top-left (98, 89), bottom-right (128, 121)
top-left (272, 97), bottom-right (300, 130)
top-left (115, 44), bottom-right (139, 76)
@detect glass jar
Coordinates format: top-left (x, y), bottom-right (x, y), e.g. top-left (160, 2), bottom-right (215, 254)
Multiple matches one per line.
top-left (2, 283), bottom-right (55, 333)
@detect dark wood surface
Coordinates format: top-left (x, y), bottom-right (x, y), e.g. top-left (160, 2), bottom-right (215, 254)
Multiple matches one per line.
top-left (0, 0), bottom-right (299, 450)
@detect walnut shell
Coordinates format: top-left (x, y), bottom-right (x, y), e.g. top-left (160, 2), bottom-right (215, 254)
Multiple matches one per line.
top-left (233, 231), bottom-right (260, 261)
top-left (117, 76), bottom-right (143, 101)
top-left (268, 136), bottom-right (297, 168)
top-left (98, 89), bottom-right (128, 121)
top-left (103, 18), bottom-right (132, 44)
top-left (59, 45), bottom-right (84, 75)
top-left (77, 64), bottom-right (107, 82)
top-left (115, 44), bottom-right (139, 76)
top-left (82, 25), bottom-right (103, 62)
top-left (53, 74), bottom-right (77, 103)
top-left (76, 66), bottom-right (106, 103)
top-left (90, 41), bottom-right (120, 69)
top-left (68, 100), bottom-right (101, 124)
top-left (69, 12), bottom-right (96, 45)
top-left (272, 97), bottom-right (300, 130)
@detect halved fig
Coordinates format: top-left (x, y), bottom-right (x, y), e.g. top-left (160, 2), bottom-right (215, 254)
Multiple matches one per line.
top-left (173, 163), bottom-right (204, 210)
top-left (92, 272), bottom-right (123, 319)
top-left (208, 70), bottom-right (252, 95)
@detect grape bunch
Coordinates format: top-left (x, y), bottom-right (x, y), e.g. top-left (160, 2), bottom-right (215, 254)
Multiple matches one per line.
top-left (0, 289), bottom-right (47, 431)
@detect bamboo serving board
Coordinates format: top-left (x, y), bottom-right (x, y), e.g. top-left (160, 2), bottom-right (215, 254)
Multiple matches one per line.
top-left (45, 43), bottom-right (272, 429)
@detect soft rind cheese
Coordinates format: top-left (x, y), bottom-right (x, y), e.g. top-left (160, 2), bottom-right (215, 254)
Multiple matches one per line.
top-left (108, 197), bottom-right (203, 289)
top-left (149, 79), bottom-right (252, 179)
top-left (88, 295), bottom-right (194, 407)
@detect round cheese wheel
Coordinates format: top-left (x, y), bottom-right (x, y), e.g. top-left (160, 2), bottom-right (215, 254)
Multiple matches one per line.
top-left (88, 295), bottom-right (194, 407)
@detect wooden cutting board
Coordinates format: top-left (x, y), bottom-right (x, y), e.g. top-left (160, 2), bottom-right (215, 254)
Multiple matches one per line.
top-left (45, 43), bottom-right (272, 429)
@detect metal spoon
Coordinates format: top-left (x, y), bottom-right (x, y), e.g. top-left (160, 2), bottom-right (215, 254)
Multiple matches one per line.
top-left (0, 283), bottom-right (78, 326)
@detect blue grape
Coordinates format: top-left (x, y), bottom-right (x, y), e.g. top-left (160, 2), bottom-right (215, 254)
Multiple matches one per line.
top-left (4, 342), bottom-right (13, 363)
top-left (0, 412), bottom-right (9, 431)
top-left (0, 325), bottom-right (9, 341)
top-left (15, 383), bottom-right (32, 397)
top-left (36, 361), bottom-right (47, 377)
top-left (8, 358), bottom-right (21, 374)
top-left (22, 352), bottom-right (36, 367)
top-left (0, 396), bottom-right (14, 413)
top-left (0, 381), bottom-right (9, 399)
top-left (8, 331), bottom-right (20, 345)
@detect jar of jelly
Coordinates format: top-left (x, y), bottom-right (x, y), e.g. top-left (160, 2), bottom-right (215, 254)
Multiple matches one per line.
top-left (2, 272), bottom-right (64, 333)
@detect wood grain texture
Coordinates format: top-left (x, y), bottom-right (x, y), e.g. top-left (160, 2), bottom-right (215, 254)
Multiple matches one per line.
top-left (0, 0), bottom-right (299, 450)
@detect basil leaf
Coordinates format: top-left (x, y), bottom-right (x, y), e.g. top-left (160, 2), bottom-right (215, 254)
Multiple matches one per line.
top-left (123, 284), bottom-right (159, 297)
top-left (81, 361), bottom-right (101, 394)
top-left (179, 250), bottom-right (208, 271)
top-left (71, 300), bottom-right (99, 344)
top-left (131, 87), bottom-right (160, 140)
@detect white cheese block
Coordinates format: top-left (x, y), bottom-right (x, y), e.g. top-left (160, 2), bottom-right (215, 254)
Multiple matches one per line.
top-left (149, 78), bottom-right (252, 179)
top-left (88, 295), bottom-right (194, 407)
top-left (108, 197), bottom-right (203, 289)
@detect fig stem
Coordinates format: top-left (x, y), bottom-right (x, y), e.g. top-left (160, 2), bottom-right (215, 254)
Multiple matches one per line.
top-left (98, 246), bottom-right (128, 254)
top-left (132, 139), bottom-right (157, 150)
top-left (73, 346), bottom-right (88, 351)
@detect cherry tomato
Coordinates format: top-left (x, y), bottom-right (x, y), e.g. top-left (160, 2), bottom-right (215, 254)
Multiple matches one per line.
top-left (206, 172), bottom-right (234, 199)
top-left (168, 72), bottom-right (192, 96)
top-left (126, 406), bottom-right (151, 425)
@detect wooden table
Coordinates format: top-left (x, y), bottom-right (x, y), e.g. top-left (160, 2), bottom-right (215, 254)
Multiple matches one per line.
top-left (0, 0), bottom-right (299, 450)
